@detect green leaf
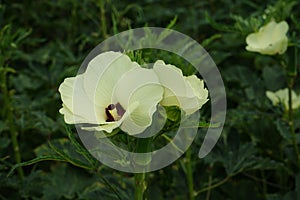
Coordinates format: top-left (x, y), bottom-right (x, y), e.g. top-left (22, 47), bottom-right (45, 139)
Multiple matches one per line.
top-left (275, 119), bottom-right (291, 142)
top-left (8, 155), bottom-right (66, 177)
top-left (223, 65), bottom-right (258, 88)
top-left (263, 66), bottom-right (286, 91)
top-left (266, 194), bottom-right (283, 200)
top-left (166, 16), bottom-right (177, 29)
top-left (0, 120), bottom-right (8, 132)
top-left (78, 182), bottom-right (123, 200)
top-left (206, 143), bottom-right (282, 175)
top-left (47, 138), bottom-right (95, 170)
top-left (0, 137), bottom-right (10, 149)
top-left (19, 170), bottom-right (46, 199)
top-left (33, 133), bottom-right (96, 171)
top-left (65, 126), bottom-right (98, 167)
top-left (41, 163), bottom-right (98, 200)
top-left (201, 34), bottom-right (222, 48)
top-left (267, 175), bottom-right (300, 200)
top-left (205, 12), bottom-right (234, 32)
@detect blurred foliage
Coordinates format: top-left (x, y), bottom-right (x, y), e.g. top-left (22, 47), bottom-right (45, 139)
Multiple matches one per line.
top-left (1, 0), bottom-right (300, 199)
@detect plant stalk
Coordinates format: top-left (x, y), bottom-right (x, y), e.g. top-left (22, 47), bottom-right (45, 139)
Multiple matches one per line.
top-left (134, 172), bottom-right (147, 200)
top-left (287, 75), bottom-right (299, 164)
top-left (99, 0), bottom-right (108, 39)
top-left (205, 172), bottom-right (212, 200)
top-left (134, 138), bottom-right (152, 200)
top-left (0, 66), bottom-right (24, 179)
top-left (186, 148), bottom-right (195, 200)
top-left (195, 176), bottom-right (230, 196)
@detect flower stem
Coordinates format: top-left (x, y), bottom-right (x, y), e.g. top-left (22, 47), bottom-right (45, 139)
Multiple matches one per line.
top-left (205, 165), bottom-right (213, 200)
top-left (98, 0), bottom-right (108, 39)
top-left (195, 176), bottom-right (231, 196)
top-left (134, 138), bottom-right (152, 200)
top-left (205, 174), bottom-right (212, 200)
top-left (261, 170), bottom-right (267, 198)
top-left (287, 75), bottom-right (300, 165)
top-left (134, 172), bottom-right (147, 200)
top-left (185, 148), bottom-right (195, 200)
top-left (280, 45), bottom-right (299, 167)
top-left (0, 66), bottom-right (24, 180)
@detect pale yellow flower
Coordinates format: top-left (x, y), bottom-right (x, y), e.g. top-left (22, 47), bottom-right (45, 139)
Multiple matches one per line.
top-left (59, 52), bottom-right (209, 135)
top-left (59, 51), bottom-right (164, 135)
top-left (266, 88), bottom-right (300, 110)
top-left (246, 21), bottom-right (289, 55)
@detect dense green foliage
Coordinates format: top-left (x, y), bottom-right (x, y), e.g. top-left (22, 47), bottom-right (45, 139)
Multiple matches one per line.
top-left (1, 0), bottom-right (300, 199)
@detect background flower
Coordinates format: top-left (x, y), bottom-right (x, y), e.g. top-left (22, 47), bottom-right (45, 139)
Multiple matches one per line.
top-left (266, 88), bottom-right (300, 110)
top-left (245, 21), bottom-right (289, 55)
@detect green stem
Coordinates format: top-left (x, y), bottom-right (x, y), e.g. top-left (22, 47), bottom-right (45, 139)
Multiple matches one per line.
top-left (134, 173), bottom-right (147, 200)
top-left (280, 46), bottom-right (299, 168)
top-left (261, 170), bottom-right (267, 198)
top-left (287, 76), bottom-right (300, 165)
top-left (134, 138), bottom-right (152, 200)
top-left (205, 171), bottom-right (212, 200)
top-left (98, 0), bottom-right (108, 39)
top-left (95, 168), bottom-right (122, 200)
top-left (0, 66), bottom-right (24, 179)
top-left (9, 117), bottom-right (24, 179)
top-left (195, 176), bottom-right (231, 196)
top-left (186, 148), bottom-right (195, 200)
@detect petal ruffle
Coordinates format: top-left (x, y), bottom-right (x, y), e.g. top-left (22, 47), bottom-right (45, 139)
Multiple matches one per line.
top-left (83, 51), bottom-right (140, 108)
top-left (153, 60), bottom-right (209, 115)
top-left (58, 74), bottom-right (104, 124)
top-left (113, 67), bottom-right (164, 135)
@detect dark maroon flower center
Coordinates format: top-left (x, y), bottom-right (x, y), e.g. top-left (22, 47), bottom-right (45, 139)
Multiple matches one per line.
top-left (105, 102), bottom-right (125, 122)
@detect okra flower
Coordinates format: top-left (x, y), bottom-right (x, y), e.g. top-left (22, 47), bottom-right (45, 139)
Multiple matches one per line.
top-left (266, 88), bottom-right (300, 110)
top-left (153, 60), bottom-right (209, 115)
top-left (245, 21), bottom-right (289, 55)
top-left (59, 51), bottom-right (164, 135)
top-left (59, 52), bottom-right (209, 135)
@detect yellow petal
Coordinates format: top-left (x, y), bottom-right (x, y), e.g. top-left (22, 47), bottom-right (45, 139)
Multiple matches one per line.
top-left (266, 88), bottom-right (300, 110)
top-left (245, 21), bottom-right (289, 55)
top-left (112, 67), bottom-right (164, 135)
top-left (153, 60), bottom-right (209, 115)
top-left (58, 74), bottom-right (105, 124)
top-left (83, 51), bottom-right (140, 107)
top-left (272, 21), bottom-right (289, 41)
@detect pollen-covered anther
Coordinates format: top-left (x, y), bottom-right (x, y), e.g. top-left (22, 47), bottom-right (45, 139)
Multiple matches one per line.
top-left (105, 103), bottom-right (125, 122)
